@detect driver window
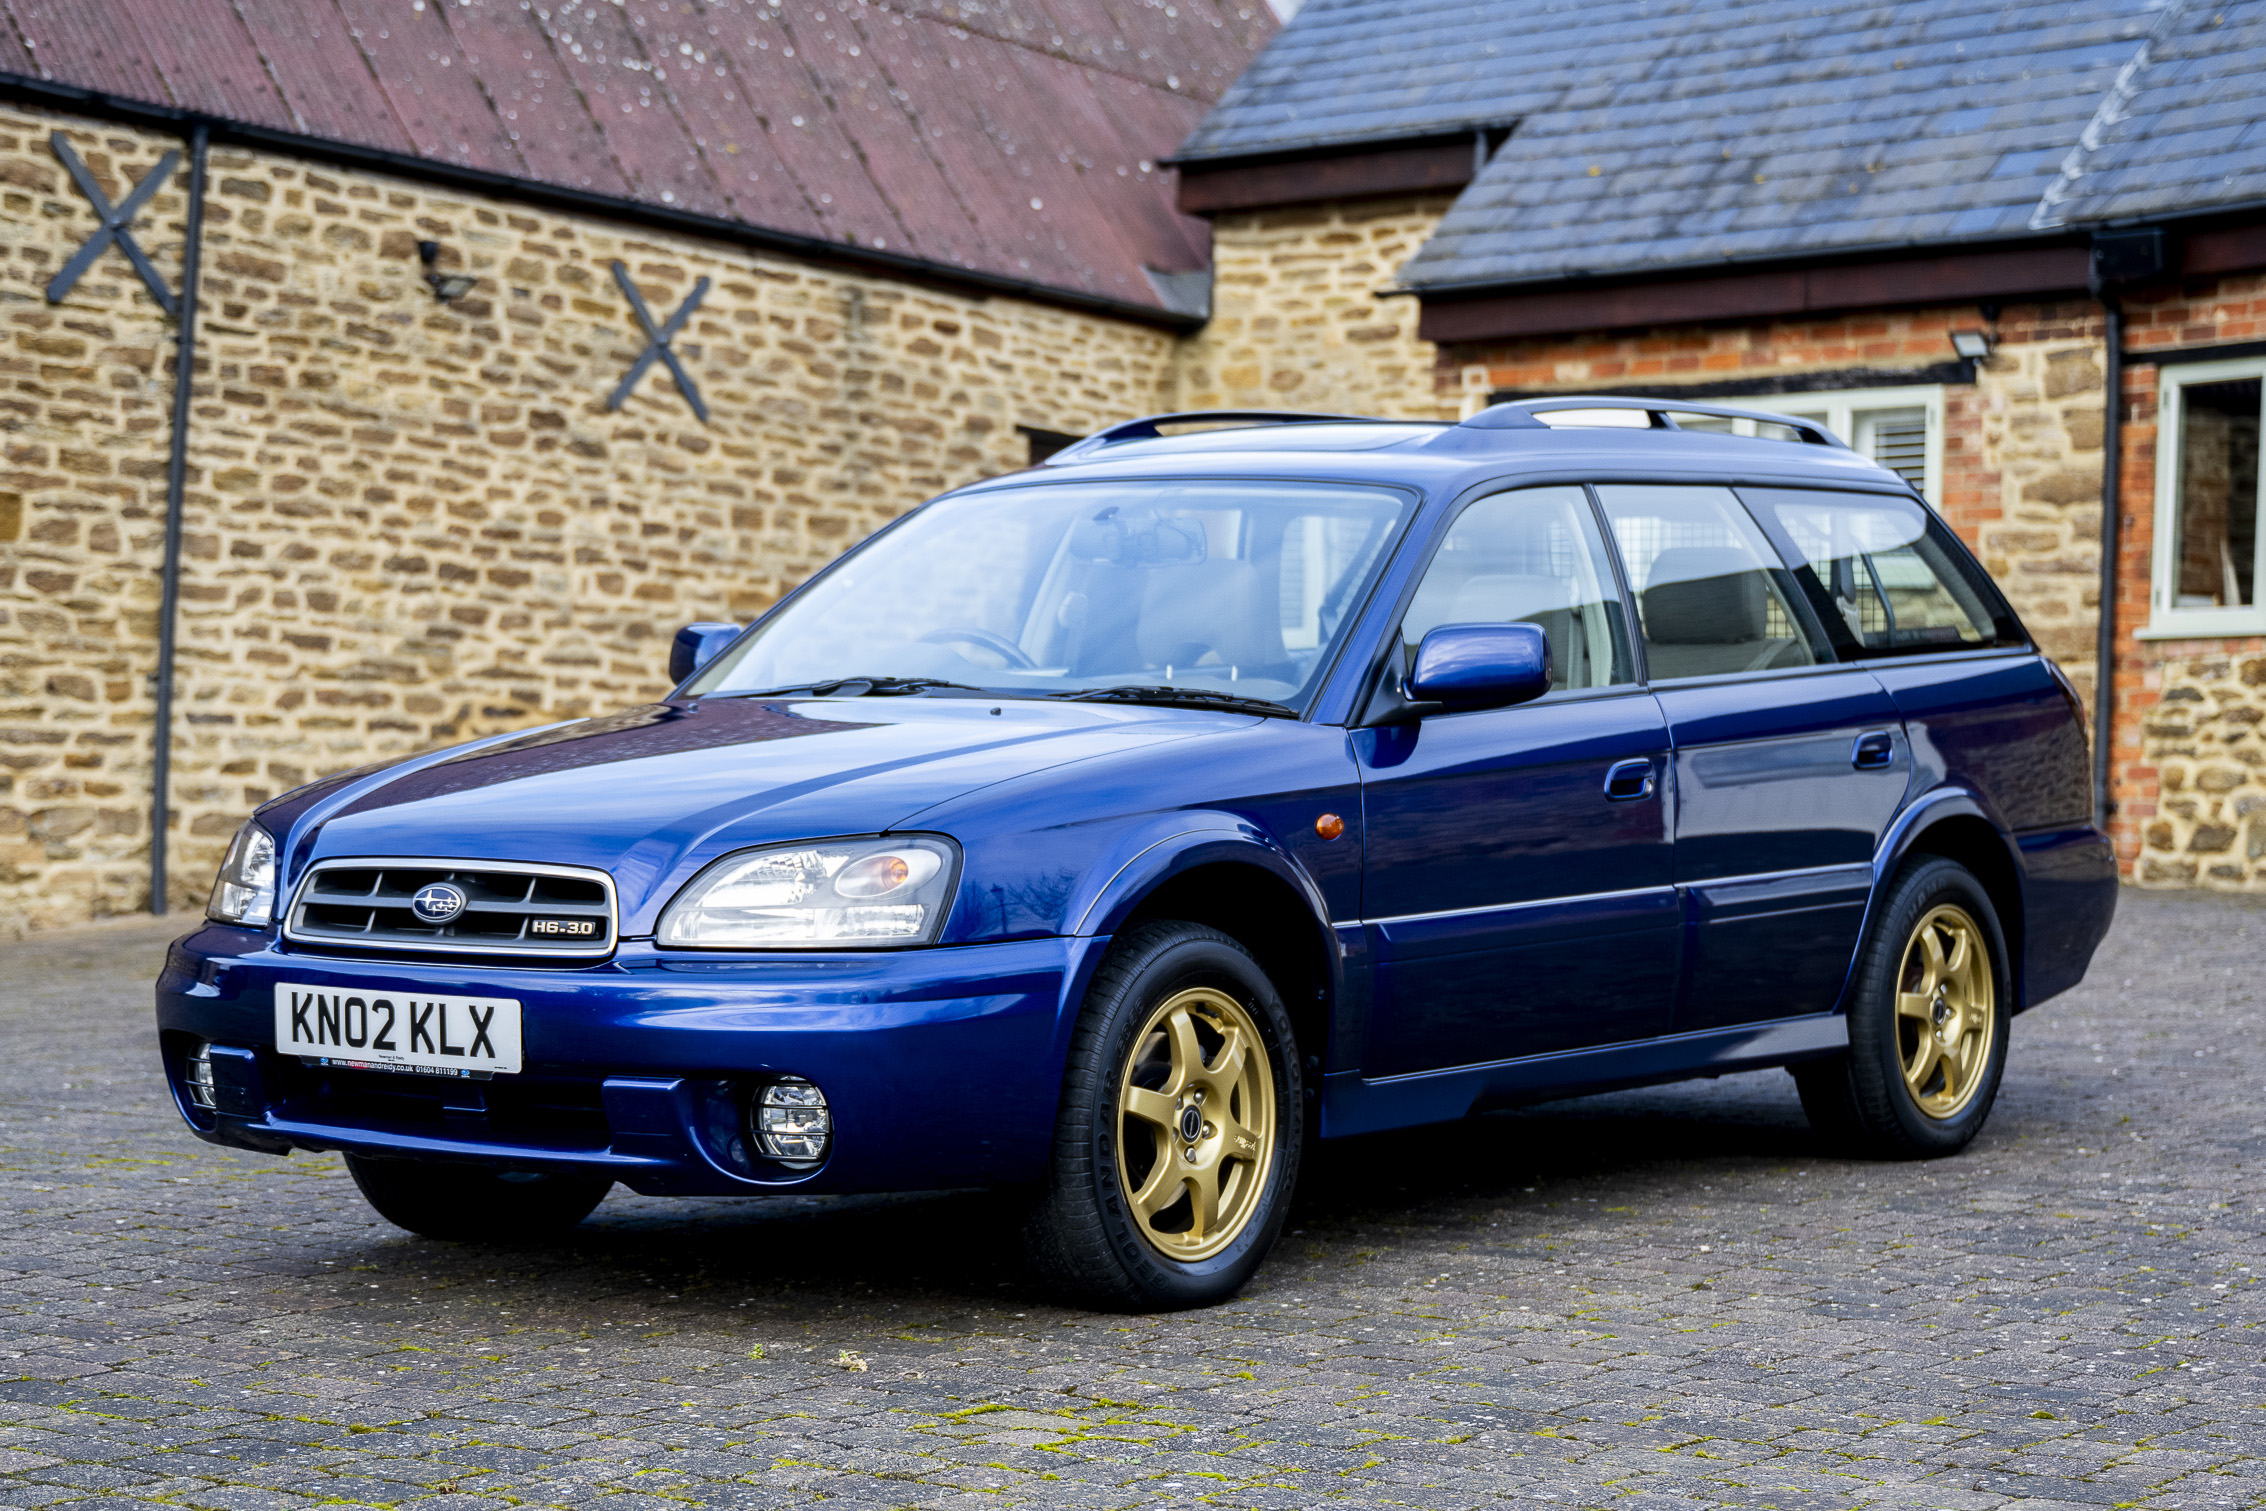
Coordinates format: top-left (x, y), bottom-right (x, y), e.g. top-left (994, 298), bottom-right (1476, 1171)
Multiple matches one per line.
top-left (1400, 485), bottom-right (1635, 691)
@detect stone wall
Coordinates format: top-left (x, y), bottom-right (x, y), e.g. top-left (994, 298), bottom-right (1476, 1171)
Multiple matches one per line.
top-left (2123, 638), bottom-right (2266, 886)
top-left (1170, 197), bottom-right (1456, 420)
top-left (0, 104), bottom-right (1181, 936)
top-left (11, 95), bottom-right (2266, 933)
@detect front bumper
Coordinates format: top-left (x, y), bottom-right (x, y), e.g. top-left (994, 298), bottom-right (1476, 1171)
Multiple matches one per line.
top-left (156, 926), bottom-right (1102, 1196)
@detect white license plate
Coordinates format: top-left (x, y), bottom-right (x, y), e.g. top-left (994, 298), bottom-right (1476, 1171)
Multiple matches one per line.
top-left (276, 983), bottom-right (523, 1077)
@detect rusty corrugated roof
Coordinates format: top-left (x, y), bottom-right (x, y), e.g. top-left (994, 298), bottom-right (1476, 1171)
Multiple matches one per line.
top-left (0, 0), bottom-right (1272, 313)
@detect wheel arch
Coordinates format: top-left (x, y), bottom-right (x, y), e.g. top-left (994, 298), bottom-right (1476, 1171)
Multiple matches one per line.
top-left (1095, 849), bottom-right (1338, 1082)
top-left (1874, 792), bottom-right (2028, 1008)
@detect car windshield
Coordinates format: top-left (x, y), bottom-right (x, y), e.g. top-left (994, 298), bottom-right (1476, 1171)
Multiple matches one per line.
top-left (687, 478), bottom-right (1415, 711)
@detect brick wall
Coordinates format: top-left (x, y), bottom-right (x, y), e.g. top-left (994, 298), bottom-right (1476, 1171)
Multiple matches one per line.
top-left (1452, 278), bottom-right (2266, 892)
top-left (2104, 273), bottom-right (2266, 888)
top-left (1170, 197), bottom-right (1456, 419)
top-left (0, 105), bottom-right (1180, 936)
top-left (1447, 300), bottom-right (2113, 708)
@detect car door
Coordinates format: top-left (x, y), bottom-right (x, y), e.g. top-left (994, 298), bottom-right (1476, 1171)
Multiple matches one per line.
top-left (1593, 483), bottom-right (1911, 1034)
top-left (1357, 484), bottom-right (1678, 1077)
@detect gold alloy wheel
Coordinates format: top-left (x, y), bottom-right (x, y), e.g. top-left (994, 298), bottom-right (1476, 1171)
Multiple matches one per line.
top-left (1115, 987), bottom-right (1276, 1262)
top-left (1894, 904), bottom-right (1996, 1120)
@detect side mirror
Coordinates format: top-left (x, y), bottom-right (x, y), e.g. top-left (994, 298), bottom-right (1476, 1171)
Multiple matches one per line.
top-left (1407, 623), bottom-right (1550, 713)
top-left (669, 622), bottom-right (742, 684)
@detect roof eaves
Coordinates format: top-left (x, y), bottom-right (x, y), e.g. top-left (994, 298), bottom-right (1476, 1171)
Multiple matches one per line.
top-left (1165, 118), bottom-right (1516, 169)
top-left (0, 68), bottom-right (1207, 332)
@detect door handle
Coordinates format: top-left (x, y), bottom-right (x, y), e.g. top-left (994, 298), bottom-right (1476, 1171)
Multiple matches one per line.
top-left (1603, 758), bottom-right (1656, 802)
top-left (1852, 730), bottom-right (1896, 770)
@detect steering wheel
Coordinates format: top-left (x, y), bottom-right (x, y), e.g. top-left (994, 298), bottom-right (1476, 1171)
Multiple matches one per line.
top-left (918, 626), bottom-right (1037, 670)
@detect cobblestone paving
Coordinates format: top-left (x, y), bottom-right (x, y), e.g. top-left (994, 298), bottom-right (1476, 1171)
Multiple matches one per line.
top-left (2, 891), bottom-right (2262, 1511)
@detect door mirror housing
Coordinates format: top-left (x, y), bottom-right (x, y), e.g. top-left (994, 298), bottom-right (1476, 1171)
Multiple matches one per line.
top-left (1406, 623), bottom-right (1550, 713)
top-left (670, 622), bottom-right (742, 684)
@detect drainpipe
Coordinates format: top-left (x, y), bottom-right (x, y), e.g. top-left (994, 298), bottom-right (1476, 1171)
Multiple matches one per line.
top-left (2089, 290), bottom-right (2122, 834)
top-left (149, 123), bottom-right (209, 915)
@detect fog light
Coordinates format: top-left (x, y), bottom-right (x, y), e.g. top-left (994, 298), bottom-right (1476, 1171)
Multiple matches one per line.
top-left (183, 1041), bottom-right (218, 1111)
top-left (752, 1077), bottom-right (830, 1164)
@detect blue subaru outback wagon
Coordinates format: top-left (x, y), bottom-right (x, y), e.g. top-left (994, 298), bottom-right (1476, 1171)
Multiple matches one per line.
top-left (159, 397), bottom-right (2118, 1308)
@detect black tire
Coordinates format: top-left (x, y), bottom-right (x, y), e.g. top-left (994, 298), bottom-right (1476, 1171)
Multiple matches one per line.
top-left (1026, 921), bottom-right (1303, 1310)
top-left (1794, 856), bottom-right (2012, 1158)
top-left (345, 1154), bottom-right (612, 1242)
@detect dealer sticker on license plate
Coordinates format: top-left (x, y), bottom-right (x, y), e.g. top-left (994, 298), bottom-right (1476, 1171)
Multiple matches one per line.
top-left (276, 983), bottom-right (523, 1076)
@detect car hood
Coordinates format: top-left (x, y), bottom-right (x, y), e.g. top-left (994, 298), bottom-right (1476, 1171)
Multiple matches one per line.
top-left (295, 695), bottom-right (1248, 919)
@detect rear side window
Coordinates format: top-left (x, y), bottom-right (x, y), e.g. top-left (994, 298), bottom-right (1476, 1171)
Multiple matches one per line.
top-left (1594, 484), bottom-right (1826, 680)
top-left (1740, 488), bottom-right (1999, 655)
top-left (1400, 485), bottom-right (1635, 691)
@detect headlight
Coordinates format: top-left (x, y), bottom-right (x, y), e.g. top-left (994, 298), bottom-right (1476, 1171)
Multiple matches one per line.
top-left (206, 820), bottom-right (278, 927)
top-left (656, 835), bottom-right (958, 949)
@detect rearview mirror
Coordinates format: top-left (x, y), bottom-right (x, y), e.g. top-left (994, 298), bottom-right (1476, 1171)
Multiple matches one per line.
top-left (1407, 623), bottom-right (1550, 713)
top-left (1067, 505), bottom-right (1206, 565)
top-left (670, 622), bottom-right (742, 684)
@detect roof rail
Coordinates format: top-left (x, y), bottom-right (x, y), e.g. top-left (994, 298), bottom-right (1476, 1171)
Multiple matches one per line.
top-left (1464, 395), bottom-right (1848, 449)
top-left (1047, 409), bottom-right (1389, 464)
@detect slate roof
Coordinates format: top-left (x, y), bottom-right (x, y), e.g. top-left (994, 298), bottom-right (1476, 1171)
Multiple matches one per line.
top-left (1178, 0), bottom-right (2266, 293)
top-left (2035, 0), bottom-right (2266, 228)
top-left (2, 0), bottom-right (1274, 315)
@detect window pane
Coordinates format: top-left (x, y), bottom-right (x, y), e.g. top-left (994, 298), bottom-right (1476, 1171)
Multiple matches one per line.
top-left (690, 479), bottom-right (1411, 711)
top-left (1400, 485), bottom-right (1634, 691)
top-left (1854, 406), bottom-right (1928, 491)
top-left (1741, 488), bottom-right (1996, 653)
top-left (1595, 484), bottom-right (1822, 679)
top-left (2173, 377), bottom-right (2261, 609)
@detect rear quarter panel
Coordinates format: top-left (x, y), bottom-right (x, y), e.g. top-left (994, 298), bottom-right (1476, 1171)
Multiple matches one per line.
top-left (1872, 652), bottom-right (2112, 1008)
top-left (1875, 654), bottom-right (2089, 832)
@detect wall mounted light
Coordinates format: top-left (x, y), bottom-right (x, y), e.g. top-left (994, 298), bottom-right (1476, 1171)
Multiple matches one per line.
top-left (417, 240), bottom-right (478, 302)
top-left (1949, 329), bottom-right (1992, 360)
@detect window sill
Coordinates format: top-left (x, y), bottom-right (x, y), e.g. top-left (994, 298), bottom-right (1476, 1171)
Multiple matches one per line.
top-left (2133, 618), bottom-right (2266, 642)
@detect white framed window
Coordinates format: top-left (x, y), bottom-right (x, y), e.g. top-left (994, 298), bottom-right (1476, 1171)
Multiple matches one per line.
top-left (1675, 384), bottom-right (1946, 504)
top-left (2142, 357), bottom-right (2265, 639)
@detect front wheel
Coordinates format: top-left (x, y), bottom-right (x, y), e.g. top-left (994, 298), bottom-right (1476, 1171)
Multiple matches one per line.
top-left (1026, 922), bottom-right (1302, 1309)
top-left (346, 1155), bottom-right (613, 1242)
top-left (1795, 856), bottom-right (2011, 1158)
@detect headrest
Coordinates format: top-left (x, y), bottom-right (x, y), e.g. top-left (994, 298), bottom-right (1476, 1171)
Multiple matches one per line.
top-left (1444, 573), bottom-right (1573, 626)
top-left (1642, 547), bottom-right (1768, 644)
top-left (1137, 559), bottom-right (1282, 669)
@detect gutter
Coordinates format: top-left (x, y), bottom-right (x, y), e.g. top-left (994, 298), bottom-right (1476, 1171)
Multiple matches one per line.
top-left (149, 124), bottom-right (209, 915)
top-left (1392, 228), bottom-right (2095, 303)
top-left (1390, 199), bottom-right (2266, 306)
top-left (0, 74), bottom-right (1205, 335)
top-left (2092, 289), bottom-right (2124, 834)
top-left (2085, 227), bottom-right (2167, 840)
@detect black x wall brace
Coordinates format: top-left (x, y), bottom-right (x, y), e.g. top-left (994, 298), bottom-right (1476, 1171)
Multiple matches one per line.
top-left (607, 261), bottom-right (712, 424)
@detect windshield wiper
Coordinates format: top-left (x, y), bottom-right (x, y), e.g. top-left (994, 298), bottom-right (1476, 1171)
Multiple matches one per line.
top-left (1050, 685), bottom-right (1298, 719)
top-left (728, 676), bottom-right (993, 699)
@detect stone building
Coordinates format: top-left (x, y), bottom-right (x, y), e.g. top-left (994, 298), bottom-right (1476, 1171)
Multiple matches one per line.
top-left (8, 0), bottom-right (2266, 937)
top-left (1169, 0), bottom-right (2266, 891)
top-left (0, 0), bottom-right (1273, 934)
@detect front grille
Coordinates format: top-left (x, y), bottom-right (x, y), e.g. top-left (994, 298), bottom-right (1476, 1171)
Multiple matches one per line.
top-left (284, 858), bottom-right (617, 959)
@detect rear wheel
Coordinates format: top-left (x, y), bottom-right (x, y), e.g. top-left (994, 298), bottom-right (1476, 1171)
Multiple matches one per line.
top-left (1026, 922), bottom-right (1301, 1309)
top-left (345, 1154), bottom-right (612, 1242)
top-left (1795, 856), bottom-right (2010, 1158)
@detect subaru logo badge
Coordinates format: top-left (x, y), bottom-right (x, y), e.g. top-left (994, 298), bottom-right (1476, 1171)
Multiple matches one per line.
top-left (410, 882), bottom-right (468, 924)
